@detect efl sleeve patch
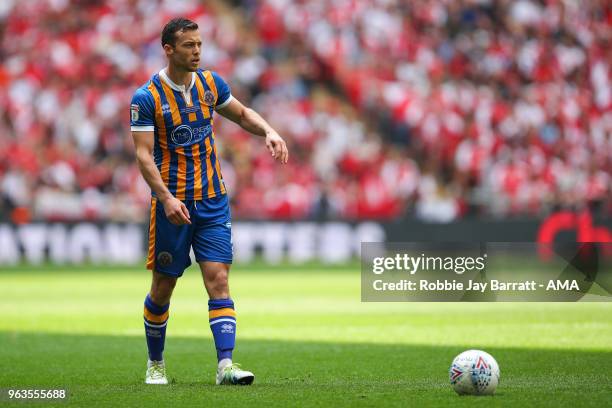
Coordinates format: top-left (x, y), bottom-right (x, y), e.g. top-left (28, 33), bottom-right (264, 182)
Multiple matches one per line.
top-left (131, 104), bottom-right (140, 122)
top-left (130, 88), bottom-right (155, 127)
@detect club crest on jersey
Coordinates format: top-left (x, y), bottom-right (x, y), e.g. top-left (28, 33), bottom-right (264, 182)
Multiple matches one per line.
top-left (202, 90), bottom-right (215, 106)
top-left (130, 104), bottom-right (139, 122)
top-left (171, 125), bottom-right (194, 146)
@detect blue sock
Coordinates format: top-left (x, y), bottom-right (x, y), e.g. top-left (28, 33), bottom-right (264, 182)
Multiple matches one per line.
top-left (208, 298), bottom-right (236, 362)
top-left (144, 294), bottom-right (169, 361)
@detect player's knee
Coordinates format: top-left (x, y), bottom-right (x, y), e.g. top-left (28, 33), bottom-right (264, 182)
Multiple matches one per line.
top-left (209, 270), bottom-right (229, 297)
top-left (150, 273), bottom-right (177, 304)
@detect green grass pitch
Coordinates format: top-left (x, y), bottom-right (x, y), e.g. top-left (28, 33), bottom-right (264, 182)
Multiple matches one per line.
top-left (1, 263), bottom-right (611, 407)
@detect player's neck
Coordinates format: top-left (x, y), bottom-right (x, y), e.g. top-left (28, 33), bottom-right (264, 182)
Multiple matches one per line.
top-left (165, 65), bottom-right (192, 89)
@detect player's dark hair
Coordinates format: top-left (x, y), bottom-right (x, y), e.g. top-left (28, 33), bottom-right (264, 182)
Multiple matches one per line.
top-left (161, 17), bottom-right (198, 47)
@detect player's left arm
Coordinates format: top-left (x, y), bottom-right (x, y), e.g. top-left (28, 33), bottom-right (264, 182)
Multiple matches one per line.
top-left (216, 98), bottom-right (288, 164)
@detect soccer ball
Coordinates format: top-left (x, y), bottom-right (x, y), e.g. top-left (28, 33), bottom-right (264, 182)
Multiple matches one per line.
top-left (449, 350), bottom-right (500, 395)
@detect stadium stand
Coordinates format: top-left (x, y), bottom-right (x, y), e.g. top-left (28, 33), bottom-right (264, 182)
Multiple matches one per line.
top-left (0, 0), bottom-right (609, 222)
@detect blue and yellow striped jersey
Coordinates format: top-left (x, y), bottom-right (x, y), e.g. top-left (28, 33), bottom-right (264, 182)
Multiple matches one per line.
top-left (130, 68), bottom-right (232, 201)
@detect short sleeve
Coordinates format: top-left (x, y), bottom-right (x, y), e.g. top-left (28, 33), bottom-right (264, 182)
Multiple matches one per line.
top-left (130, 87), bottom-right (155, 131)
top-left (212, 71), bottom-right (232, 110)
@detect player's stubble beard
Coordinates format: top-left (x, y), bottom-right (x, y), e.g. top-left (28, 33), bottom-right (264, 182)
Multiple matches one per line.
top-left (180, 54), bottom-right (199, 72)
top-left (172, 60), bottom-right (197, 73)
top-left (170, 50), bottom-right (198, 73)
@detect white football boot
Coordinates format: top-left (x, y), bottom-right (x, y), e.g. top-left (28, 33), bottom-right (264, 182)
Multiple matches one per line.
top-left (145, 360), bottom-right (168, 385)
top-left (216, 360), bottom-right (255, 385)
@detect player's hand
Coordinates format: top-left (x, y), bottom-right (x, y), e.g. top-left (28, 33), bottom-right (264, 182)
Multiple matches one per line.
top-left (265, 131), bottom-right (289, 164)
top-left (161, 196), bottom-right (191, 225)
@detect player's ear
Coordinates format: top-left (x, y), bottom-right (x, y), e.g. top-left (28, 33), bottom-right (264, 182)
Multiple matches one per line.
top-left (163, 43), bottom-right (174, 55)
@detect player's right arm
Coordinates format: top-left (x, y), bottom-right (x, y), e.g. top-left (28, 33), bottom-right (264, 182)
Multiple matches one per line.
top-left (131, 131), bottom-right (190, 225)
top-left (130, 88), bottom-right (190, 225)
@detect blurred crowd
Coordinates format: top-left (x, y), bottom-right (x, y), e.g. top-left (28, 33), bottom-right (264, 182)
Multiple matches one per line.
top-left (0, 0), bottom-right (610, 223)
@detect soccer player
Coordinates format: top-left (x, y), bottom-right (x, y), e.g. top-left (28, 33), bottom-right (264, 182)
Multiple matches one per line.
top-left (130, 17), bottom-right (288, 385)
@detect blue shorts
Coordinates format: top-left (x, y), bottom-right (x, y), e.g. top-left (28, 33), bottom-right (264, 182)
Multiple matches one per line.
top-left (146, 194), bottom-right (233, 277)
